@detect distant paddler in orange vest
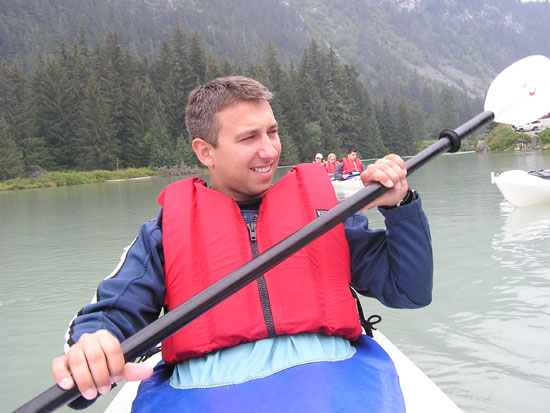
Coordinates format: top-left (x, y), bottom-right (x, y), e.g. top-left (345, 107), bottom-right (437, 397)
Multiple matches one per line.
top-left (312, 152), bottom-right (326, 166)
top-left (325, 153), bottom-right (338, 178)
top-left (334, 148), bottom-right (363, 180)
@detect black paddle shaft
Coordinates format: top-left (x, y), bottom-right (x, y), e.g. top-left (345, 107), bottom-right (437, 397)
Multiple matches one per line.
top-left (12, 110), bottom-right (494, 413)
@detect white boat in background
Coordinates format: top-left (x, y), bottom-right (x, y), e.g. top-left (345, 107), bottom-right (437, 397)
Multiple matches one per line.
top-left (331, 175), bottom-right (364, 196)
top-left (490, 169), bottom-right (550, 207)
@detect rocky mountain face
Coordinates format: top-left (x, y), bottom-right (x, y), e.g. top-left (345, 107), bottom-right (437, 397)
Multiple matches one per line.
top-left (287, 0), bottom-right (550, 97)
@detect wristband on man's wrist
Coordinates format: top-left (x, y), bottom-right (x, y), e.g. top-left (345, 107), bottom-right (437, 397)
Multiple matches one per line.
top-left (379, 189), bottom-right (417, 210)
top-left (396, 189), bottom-right (417, 207)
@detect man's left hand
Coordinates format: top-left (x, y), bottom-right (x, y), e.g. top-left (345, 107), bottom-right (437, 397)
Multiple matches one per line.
top-left (360, 154), bottom-right (408, 209)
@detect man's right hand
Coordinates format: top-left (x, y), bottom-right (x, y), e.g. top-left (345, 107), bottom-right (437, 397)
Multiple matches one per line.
top-left (51, 329), bottom-right (153, 400)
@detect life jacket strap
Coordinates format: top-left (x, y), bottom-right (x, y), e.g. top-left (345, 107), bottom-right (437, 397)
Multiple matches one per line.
top-left (350, 287), bottom-right (381, 338)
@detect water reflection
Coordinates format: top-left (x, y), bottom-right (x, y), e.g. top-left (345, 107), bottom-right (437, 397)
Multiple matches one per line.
top-left (481, 202), bottom-right (550, 412)
top-left (492, 202), bottom-right (550, 273)
top-left (489, 201), bottom-right (550, 331)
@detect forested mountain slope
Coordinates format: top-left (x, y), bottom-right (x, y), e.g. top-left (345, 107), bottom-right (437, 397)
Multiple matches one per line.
top-left (3, 0), bottom-right (549, 97)
top-left (0, 0), bottom-right (309, 74)
top-left (1, 0), bottom-right (549, 179)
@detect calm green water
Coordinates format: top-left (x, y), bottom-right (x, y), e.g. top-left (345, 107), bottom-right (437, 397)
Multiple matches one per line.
top-left (1, 151), bottom-right (549, 412)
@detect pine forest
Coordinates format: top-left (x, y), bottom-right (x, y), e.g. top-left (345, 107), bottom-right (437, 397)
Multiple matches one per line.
top-left (1, 24), bottom-right (482, 181)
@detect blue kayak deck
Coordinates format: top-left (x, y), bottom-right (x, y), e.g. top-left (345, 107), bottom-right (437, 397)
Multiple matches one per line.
top-left (132, 335), bottom-right (405, 412)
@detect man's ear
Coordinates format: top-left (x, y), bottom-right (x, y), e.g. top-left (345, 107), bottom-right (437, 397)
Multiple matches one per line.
top-left (192, 138), bottom-right (215, 167)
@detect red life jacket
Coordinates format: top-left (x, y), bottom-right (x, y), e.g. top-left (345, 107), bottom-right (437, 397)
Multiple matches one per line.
top-left (158, 164), bottom-right (361, 363)
top-left (341, 158), bottom-right (363, 175)
top-left (325, 161), bottom-right (337, 174)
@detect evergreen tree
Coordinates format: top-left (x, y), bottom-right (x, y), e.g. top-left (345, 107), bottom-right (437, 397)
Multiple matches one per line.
top-left (275, 69), bottom-right (303, 166)
top-left (75, 74), bottom-right (118, 170)
top-left (162, 25), bottom-right (197, 140)
top-left (395, 99), bottom-right (417, 156)
top-left (189, 31), bottom-right (207, 84)
top-left (0, 60), bottom-right (28, 153)
top-left (338, 64), bottom-right (386, 159)
top-left (96, 30), bottom-right (135, 168)
top-left (204, 53), bottom-right (222, 81)
top-left (67, 29), bottom-right (91, 109)
top-left (8, 61), bottom-right (48, 169)
top-left (301, 39), bottom-right (324, 87)
top-left (30, 55), bottom-right (76, 169)
top-left (421, 83), bottom-right (437, 116)
top-left (295, 72), bottom-right (324, 161)
top-left (175, 133), bottom-right (199, 168)
top-left (278, 132), bottom-right (300, 166)
top-left (245, 64), bottom-right (269, 89)
top-left (218, 60), bottom-right (238, 77)
top-left (378, 95), bottom-right (397, 152)
top-left (0, 59), bottom-right (8, 116)
top-left (355, 91), bottom-right (387, 159)
top-left (421, 83), bottom-right (440, 138)
top-left (149, 40), bottom-right (172, 92)
top-left (439, 87), bottom-right (459, 130)
top-left (75, 23), bottom-right (89, 54)
top-left (322, 47), bottom-right (348, 155)
top-left (263, 41), bottom-right (284, 92)
top-left (148, 100), bottom-right (176, 167)
top-left (125, 77), bottom-right (154, 167)
top-left (21, 136), bottom-right (50, 170)
top-left (0, 118), bottom-right (25, 180)
top-left (408, 101), bottom-right (427, 145)
top-left (302, 121), bottom-right (323, 160)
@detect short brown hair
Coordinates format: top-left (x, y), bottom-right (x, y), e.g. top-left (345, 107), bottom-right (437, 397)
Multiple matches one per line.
top-left (185, 76), bottom-right (273, 146)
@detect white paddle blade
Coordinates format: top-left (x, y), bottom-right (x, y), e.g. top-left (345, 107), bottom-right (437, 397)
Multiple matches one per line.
top-left (484, 55), bottom-right (550, 126)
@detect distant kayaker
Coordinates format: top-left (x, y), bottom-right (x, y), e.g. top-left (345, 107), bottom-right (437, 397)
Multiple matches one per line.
top-left (312, 152), bottom-right (325, 165)
top-left (334, 148), bottom-right (363, 180)
top-left (325, 152), bottom-right (338, 177)
top-left (51, 76), bottom-right (433, 410)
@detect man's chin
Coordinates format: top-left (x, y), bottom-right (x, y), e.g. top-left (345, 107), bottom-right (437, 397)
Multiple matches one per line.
top-left (249, 182), bottom-right (272, 198)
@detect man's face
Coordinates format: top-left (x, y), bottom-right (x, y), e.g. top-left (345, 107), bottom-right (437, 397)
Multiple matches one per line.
top-left (315, 157), bottom-right (322, 164)
top-left (348, 151), bottom-right (357, 161)
top-left (206, 101), bottom-right (281, 201)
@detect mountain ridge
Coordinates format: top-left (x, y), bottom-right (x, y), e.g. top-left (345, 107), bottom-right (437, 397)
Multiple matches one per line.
top-left (2, 0), bottom-right (549, 99)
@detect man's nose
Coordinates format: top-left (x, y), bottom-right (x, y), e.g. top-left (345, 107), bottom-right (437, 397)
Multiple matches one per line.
top-left (258, 134), bottom-right (279, 158)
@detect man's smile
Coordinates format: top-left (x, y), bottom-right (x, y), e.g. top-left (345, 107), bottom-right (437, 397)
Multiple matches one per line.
top-left (251, 165), bottom-right (272, 173)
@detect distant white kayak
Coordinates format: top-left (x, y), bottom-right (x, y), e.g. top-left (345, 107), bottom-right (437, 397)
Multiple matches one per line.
top-left (490, 169), bottom-right (550, 207)
top-left (331, 175), bottom-right (364, 196)
top-left (105, 330), bottom-right (461, 413)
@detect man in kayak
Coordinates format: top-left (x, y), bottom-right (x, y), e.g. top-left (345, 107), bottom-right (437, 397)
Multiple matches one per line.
top-left (334, 148), bottom-right (363, 180)
top-left (51, 76), bottom-right (433, 410)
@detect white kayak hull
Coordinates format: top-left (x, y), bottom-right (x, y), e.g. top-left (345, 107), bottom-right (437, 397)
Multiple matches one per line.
top-left (331, 176), bottom-right (364, 196)
top-left (491, 169), bottom-right (550, 207)
top-left (106, 331), bottom-right (460, 413)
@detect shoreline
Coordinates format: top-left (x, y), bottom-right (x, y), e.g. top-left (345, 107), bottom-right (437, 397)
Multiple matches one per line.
top-left (105, 176), bottom-right (153, 183)
top-left (0, 167), bottom-right (206, 192)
